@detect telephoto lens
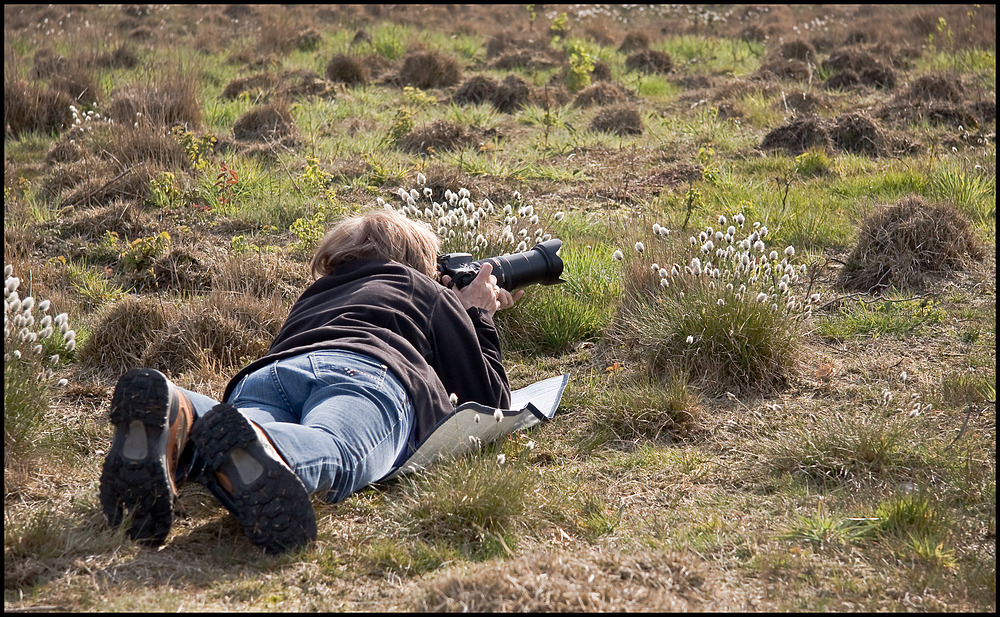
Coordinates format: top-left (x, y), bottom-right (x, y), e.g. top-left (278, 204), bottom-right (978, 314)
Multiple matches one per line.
top-left (480, 238), bottom-right (564, 291)
top-left (438, 239), bottom-right (565, 291)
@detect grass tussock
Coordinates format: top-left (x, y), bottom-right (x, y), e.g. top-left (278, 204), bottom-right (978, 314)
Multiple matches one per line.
top-left (4, 266), bottom-right (77, 472)
top-left (838, 195), bottom-right (984, 292)
top-left (325, 54), bottom-right (370, 87)
top-left (105, 76), bottom-right (202, 131)
top-left (141, 302), bottom-right (275, 377)
top-left (390, 441), bottom-right (542, 558)
top-left (396, 49), bottom-right (462, 89)
top-left (4, 78), bottom-right (74, 138)
top-left (77, 295), bottom-right (177, 377)
top-left (452, 74), bottom-right (531, 113)
top-left (573, 81), bottom-right (629, 108)
top-left (573, 371), bottom-right (700, 450)
top-left (590, 104), bottom-right (644, 136)
top-left (625, 49), bottom-right (673, 75)
top-left (760, 411), bottom-right (935, 487)
top-left (398, 120), bottom-right (477, 155)
top-left (232, 102), bottom-right (297, 144)
top-left (605, 214), bottom-right (813, 397)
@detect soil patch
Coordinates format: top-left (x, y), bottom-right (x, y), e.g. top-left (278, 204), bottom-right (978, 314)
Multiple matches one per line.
top-left (640, 164), bottom-right (704, 195)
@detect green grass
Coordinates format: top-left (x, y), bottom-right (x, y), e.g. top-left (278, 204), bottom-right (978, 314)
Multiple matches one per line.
top-left (817, 296), bottom-right (948, 341)
top-left (760, 410), bottom-right (939, 487)
top-left (2, 3), bottom-right (996, 613)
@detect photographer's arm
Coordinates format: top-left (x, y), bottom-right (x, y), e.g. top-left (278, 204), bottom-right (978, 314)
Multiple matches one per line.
top-left (442, 262), bottom-right (524, 316)
top-left (430, 263), bottom-right (519, 409)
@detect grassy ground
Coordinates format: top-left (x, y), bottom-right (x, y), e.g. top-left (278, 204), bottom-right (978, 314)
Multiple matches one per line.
top-left (4, 4), bottom-right (995, 612)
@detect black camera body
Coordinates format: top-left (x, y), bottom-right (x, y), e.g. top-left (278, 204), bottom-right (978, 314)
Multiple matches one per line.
top-left (438, 238), bottom-right (564, 291)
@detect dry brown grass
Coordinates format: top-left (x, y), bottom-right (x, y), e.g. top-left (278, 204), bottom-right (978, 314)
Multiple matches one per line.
top-left (777, 39), bottom-right (816, 63)
top-left (396, 49), bottom-right (462, 90)
top-left (618, 30), bottom-right (652, 53)
top-left (105, 76), bottom-right (202, 131)
top-left (829, 112), bottom-right (889, 157)
top-left (756, 57), bottom-right (811, 82)
top-left (325, 54), bottom-right (370, 87)
top-left (573, 81), bottom-right (628, 108)
top-left (450, 73), bottom-right (531, 113)
top-left (491, 75), bottom-right (531, 114)
top-left (624, 49), bottom-right (673, 75)
top-left (589, 104), bottom-right (644, 136)
top-left (232, 101), bottom-right (297, 144)
top-left (221, 72), bottom-right (279, 100)
top-left (413, 548), bottom-right (725, 612)
top-left (4, 77), bottom-right (74, 138)
top-left (451, 74), bottom-right (499, 106)
top-left (905, 73), bottom-right (966, 104)
top-left (78, 295), bottom-right (179, 378)
top-left (837, 195), bottom-right (985, 293)
top-left (759, 116), bottom-right (832, 155)
top-left (399, 120), bottom-right (477, 156)
top-left (777, 90), bottom-right (829, 115)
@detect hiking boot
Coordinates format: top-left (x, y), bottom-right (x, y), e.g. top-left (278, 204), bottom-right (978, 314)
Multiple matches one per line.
top-left (99, 368), bottom-right (196, 545)
top-left (192, 403), bottom-right (317, 555)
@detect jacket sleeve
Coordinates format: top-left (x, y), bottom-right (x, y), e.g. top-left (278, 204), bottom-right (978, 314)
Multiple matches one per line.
top-left (427, 293), bottom-right (511, 409)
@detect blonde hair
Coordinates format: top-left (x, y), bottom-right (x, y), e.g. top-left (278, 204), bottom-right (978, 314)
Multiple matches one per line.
top-left (310, 208), bottom-right (440, 279)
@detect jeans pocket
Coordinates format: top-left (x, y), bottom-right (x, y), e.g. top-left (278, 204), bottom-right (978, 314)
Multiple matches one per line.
top-left (309, 350), bottom-right (387, 389)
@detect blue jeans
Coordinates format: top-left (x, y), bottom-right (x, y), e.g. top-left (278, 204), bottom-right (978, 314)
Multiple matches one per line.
top-left (180, 350), bottom-right (414, 503)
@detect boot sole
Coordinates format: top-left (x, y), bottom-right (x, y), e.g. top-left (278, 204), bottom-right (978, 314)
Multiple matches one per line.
top-left (99, 368), bottom-right (176, 545)
top-left (192, 403), bottom-right (317, 555)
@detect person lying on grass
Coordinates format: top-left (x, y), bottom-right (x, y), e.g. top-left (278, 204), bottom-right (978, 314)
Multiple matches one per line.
top-left (100, 208), bottom-right (523, 554)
